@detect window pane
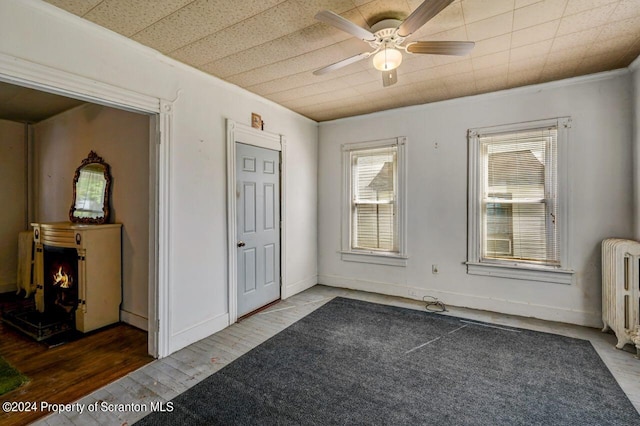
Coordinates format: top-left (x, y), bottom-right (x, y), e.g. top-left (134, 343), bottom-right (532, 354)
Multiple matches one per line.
top-left (354, 203), bottom-right (394, 251)
top-left (480, 127), bottom-right (558, 265)
top-left (353, 148), bottom-right (396, 202)
top-left (486, 139), bottom-right (545, 199)
top-left (484, 202), bottom-right (555, 263)
top-left (485, 202), bottom-right (513, 256)
top-left (351, 146), bottom-right (397, 252)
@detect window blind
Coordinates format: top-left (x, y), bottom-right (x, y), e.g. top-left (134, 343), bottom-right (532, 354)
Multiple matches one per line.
top-left (351, 146), bottom-right (397, 251)
top-left (479, 126), bottom-right (558, 265)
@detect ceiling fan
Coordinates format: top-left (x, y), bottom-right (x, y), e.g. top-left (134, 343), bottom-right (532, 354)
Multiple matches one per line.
top-left (313, 0), bottom-right (475, 87)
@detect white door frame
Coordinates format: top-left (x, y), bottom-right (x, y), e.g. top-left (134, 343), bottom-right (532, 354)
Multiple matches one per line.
top-left (226, 119), bottom-right (286, 324)
top-left (0, 52), bottom-right (172, 358)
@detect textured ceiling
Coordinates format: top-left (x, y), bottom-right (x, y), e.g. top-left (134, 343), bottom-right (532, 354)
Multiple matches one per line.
top-left (44, 0), bottom-right (640, 122)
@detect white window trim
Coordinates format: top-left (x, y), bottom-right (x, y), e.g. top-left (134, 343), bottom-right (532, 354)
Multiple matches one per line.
top-left (467, 117), bottom-right (574, 284)
top-left (341, 137), bottom-right (408, 267)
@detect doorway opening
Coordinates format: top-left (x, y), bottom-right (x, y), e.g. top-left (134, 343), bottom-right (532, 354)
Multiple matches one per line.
top-left (0, 69), bottom-right (166, 423)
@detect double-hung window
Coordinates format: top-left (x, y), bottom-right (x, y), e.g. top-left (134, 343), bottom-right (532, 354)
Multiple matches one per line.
top-left (342, 137), bottom-right (407, 266)
top-left (467, 118), bottom-right (573, 283)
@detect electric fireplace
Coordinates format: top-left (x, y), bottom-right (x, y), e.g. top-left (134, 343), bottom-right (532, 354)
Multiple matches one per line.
top-left (33, 222), bottom-right (122, 334)
top-left (2, 223), bottom-right (121, 341)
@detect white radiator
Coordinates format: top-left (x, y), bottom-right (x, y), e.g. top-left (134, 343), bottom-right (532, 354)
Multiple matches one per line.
top-left (602, 238), bottom-right (640, 349)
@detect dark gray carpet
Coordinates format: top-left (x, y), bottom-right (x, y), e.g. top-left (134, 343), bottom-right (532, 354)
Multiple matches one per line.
top-left (137, 297), bottom-right (640, 425)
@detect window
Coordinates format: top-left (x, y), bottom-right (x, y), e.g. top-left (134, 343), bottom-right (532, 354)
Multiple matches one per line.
top-left (467, 118), bottom-right (573, 284)
top-left (342, 137), bottom-right (407, 266)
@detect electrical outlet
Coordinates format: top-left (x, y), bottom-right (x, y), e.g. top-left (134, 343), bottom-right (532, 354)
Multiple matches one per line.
top-left (432, 264), bottom-right (439, 274)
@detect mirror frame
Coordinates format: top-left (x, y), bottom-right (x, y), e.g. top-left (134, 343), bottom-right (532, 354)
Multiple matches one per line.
top-left (69, 151), bottom-right (112, 225)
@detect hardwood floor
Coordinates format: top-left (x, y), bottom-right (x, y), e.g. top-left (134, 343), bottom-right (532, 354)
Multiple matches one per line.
top-left (30, 284), bottom-right (640, 425)
top-left (0, 293), bottom-right (152, 426)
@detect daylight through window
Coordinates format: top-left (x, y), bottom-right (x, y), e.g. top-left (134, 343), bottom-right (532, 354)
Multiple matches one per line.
top-left (479, 126), bottom-right (559, 266)
top-left (351, 146), bottom-right (397, 252)
top-left (342, 137), bottom-right (407, 266)
top-left (468, 117), bottom-right (573, 283)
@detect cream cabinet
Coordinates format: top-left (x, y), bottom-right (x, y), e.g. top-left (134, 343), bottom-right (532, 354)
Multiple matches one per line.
top-left (32, 222), bottom-right (122, 333)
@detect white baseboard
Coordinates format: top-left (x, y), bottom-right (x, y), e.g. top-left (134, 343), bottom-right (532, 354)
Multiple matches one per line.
top-left (120, 310), bottom-right (149, 331)
top-left (0, 283), bottom-right (17, 294)
top-left (318, 274), bottom-right (602, 328)
top-left (167, 273), bottom-right (317, 355)
top-left (282, 274), bottom-right (317, 299)
top-left (169, 312), bottom-right (229, 355)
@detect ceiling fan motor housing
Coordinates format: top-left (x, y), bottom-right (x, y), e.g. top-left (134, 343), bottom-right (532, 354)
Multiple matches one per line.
top-left (369, 19), bottom-right (406, 49)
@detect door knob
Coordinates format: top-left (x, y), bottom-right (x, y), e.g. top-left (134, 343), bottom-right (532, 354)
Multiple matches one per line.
top-left (237, 241), bottom-right (246, 247)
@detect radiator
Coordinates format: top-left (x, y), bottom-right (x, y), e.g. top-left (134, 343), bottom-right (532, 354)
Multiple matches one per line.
top-left (602, 238), bottom-right (640, 349)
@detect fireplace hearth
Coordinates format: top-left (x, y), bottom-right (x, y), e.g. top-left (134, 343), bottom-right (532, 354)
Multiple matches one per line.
top-left (2, 308), bottom-right (75, 341)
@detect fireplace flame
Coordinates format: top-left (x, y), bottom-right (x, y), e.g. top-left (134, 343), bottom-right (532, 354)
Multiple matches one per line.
top-left (53, 266), bottom-right (72, 289)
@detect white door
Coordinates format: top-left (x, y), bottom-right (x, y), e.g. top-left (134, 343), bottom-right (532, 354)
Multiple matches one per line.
top-left (236, 142), bottom-right (280, 317)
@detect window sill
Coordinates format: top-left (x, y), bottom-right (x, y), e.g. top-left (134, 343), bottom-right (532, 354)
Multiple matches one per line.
top-left (341, 251), bottom-right (408, 267)
top-left (466, 261), bottom-right (574, 285)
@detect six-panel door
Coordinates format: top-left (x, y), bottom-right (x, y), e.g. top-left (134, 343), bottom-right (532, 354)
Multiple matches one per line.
top-left (236, 143), bottom-right (281, 317)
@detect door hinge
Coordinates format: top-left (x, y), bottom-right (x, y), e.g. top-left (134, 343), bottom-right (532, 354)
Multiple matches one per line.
top-left (156, 318), bottom-right (160, 331)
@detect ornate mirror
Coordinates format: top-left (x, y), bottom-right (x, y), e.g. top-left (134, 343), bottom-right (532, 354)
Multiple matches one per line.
top-left (69, 151), bottom-right (112, 224)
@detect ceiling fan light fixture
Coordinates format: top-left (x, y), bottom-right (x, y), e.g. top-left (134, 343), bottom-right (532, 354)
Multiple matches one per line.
top-left (313, 0), bottom-right (472, 85)
top-left (372, 47), bottom-right (402, 71)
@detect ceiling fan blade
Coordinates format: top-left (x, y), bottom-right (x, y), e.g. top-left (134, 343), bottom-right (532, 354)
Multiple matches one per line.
top-left (315, 10), bottom-right (375, 41)
top-left (406, 41), bottom-right (475, 55)
top-left (313, 52), bottom-right (371, 76)
top-left (382, 68), bottom-right (398, 87)
top-left (397, 0), bottom-right (454, 38)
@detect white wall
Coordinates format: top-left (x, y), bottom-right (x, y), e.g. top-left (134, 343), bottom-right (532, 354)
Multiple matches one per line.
top-left (632, 57), bottom-right (640, 240)
top-left (33, 103), bottom-right (150, 327)
top-left (0, 0), bottom-right (317, 354)
top-left (0, 119), bottom-right (26, 293)
top-left (318, 71), bottom-right (634, 327)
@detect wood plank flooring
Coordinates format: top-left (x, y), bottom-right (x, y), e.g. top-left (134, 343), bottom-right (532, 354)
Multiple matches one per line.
top-left (26, 285), bottom-right (640, 424)
top-left (0, 314), bottom-right (151, 426)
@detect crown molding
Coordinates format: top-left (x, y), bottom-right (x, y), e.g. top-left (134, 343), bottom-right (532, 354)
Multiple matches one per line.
top-left (320, 68), bottom-right (630, 125)
top-left (18, 0), bottom-right (315, 125)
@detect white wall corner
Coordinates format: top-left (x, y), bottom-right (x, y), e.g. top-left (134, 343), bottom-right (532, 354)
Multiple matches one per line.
top-left (632, 53), bottom-right (640, 240)
top-left (169, 313), bottom-right (229, 354)
top-left (282, 274), bottom-right (318, 299)
top-left (629, 54), bottom-right (640, 72)
top-left (120, 310), bottom-right (149, 331)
